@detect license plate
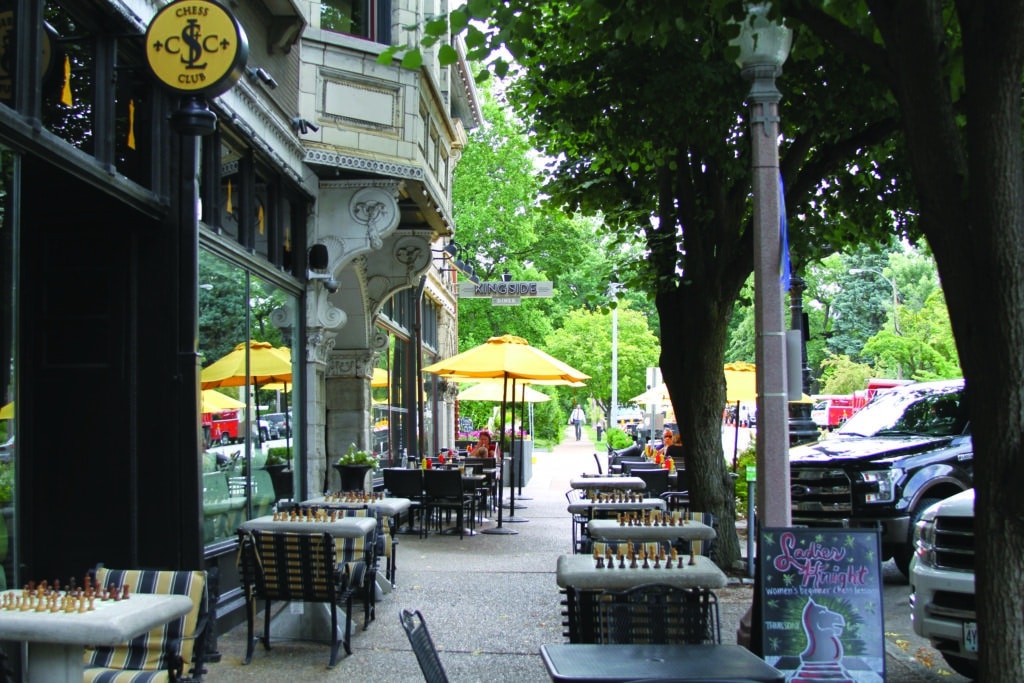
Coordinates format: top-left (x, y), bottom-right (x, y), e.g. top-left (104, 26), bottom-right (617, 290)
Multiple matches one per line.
top-left (963, 621), bottom-right (979, 653)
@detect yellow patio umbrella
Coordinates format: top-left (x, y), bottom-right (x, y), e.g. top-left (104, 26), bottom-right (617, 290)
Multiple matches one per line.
top-left (424, 334), bottom-right (589, 532)
top-left (423, 334), bottom-right (590, 383)
top-left (201, 341), bottom-right (293, 389)
top-left (202, 341), bottom-right (294, 448)
top-left (0, 402), bottom-right (11, 420)
top-left (724, 361), bottom-right (758, 403)
top-left (371, 367), bottom-right (388, 388)
top-left (630, 383), bottom-right (671, 405)
top-left (458, 381), bottom-right (552, 404)
top-left (201, 390), bottom-right (245, 413)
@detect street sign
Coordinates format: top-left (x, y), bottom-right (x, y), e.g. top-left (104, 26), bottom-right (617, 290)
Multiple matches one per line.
top-left (458, 281), bottom-right (553, 302)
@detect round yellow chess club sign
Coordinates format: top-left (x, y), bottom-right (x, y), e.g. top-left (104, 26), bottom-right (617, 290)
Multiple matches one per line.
top-left (145, 0), bottom-right (248, 96)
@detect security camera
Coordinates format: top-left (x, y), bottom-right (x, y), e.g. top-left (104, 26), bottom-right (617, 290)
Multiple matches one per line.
top-left (308, 270), bottom-right (339, 293)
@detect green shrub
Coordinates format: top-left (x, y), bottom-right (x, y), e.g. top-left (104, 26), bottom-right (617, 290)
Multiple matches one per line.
top-left (0, 462), bottom-right (12, 505)
top-left (266, 446), bottom-right (292, 467)
top-left (733, 442), bottom-right (757, 518)
top-left (605, 427), bottom-right (633, 450)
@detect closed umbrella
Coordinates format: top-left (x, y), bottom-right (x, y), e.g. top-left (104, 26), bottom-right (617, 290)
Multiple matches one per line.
top-left (425, 335), bottom-right (589, 533)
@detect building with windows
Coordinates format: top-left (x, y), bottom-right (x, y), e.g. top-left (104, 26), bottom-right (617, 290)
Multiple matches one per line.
top-left (0, 0), bottom-right (477, 660)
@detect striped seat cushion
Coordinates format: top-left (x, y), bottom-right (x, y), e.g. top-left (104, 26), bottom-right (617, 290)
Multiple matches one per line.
top-left (83, 568), bottom-right (206, 683)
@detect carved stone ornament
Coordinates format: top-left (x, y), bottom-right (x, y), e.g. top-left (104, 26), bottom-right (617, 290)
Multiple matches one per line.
top-left (327, 350), bottom-right (377, 379)
top-left (349, 187), bottom-right (400, 250)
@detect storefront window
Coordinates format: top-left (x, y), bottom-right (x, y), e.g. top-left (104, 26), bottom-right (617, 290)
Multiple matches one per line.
top-left (0, 146), bottom-right (15, 590)
top-left (198, 250), bottom-right (300, 545)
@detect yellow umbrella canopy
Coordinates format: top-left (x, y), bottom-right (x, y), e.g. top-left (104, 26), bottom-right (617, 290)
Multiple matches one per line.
top-left (201, 390), bottom-right (245, 413)
top-left (0, 402), bottom-right (11, 420)
top-left (722, 362), bottom-right (812, 403)
top-left (458, 382), bottom-right (552, 404)
top-left (630, 383), bottom-right (671, 405)
top-left (371, 367), bottom-right (388, 388)
top-left (724, 361), bottom-right (758, 403)
top-left (423, 334), bottom-right (590, 383)
top-left (201, 341), bottom-right (293, 389)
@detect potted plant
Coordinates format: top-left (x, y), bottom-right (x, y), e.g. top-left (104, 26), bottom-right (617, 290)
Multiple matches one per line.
top-left (264, 446), bottom-right (293, 499)
top-left (334, 444), bottom-right (378, 492)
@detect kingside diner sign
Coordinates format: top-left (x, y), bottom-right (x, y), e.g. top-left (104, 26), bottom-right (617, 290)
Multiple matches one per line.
top-left (458, 280), bottom-right (554, 306)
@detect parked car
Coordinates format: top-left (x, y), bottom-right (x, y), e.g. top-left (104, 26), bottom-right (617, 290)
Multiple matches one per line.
top-left (263, 412), bottom-right (292, 439)
top-left (789, 379), bottom-right (972, 576)
top-left (909, 488), bottom-right (977, 679)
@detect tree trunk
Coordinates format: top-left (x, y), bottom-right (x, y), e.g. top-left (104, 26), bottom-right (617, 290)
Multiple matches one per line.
top-left (866, 4), bottom-right (1024, 681)
top-left (656, 284), bottom-right (742, 572)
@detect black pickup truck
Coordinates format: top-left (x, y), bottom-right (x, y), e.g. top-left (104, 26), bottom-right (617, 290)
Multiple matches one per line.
top-left (789, 379), bottom-right (972, 576)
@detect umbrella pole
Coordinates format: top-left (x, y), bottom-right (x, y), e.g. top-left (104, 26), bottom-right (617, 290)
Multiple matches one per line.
top-left (503, 378), bottom-right (528, 521)
top-left (732, 400), bottom-right (740, 472)
top-left (515, 384), bottom-right (532, 500)
top-left (482, 373), bottom-right (517, 535)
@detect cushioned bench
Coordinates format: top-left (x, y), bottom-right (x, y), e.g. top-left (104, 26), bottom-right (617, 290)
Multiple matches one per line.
top-left (83, 567), bottom-right (209, 683)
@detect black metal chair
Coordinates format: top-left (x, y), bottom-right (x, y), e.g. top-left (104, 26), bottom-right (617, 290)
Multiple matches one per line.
top-left (399, 609), bottom-right (449, 683)
top-left (565, 488), bottom-right (591, 554)
top-left (592, 451), bottom-right (603, 474)
top-left (423, 469), bottom-right (475, 539)
top-left (632, 468), bottom-right (670, 496)
top-left (596, 584), bottom-right (721, 645)
top-left (383, 467), bottom-right (425, 534)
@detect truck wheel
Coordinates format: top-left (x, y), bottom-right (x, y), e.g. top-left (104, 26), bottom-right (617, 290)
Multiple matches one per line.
top-left (894, 496), bottom-right (943, 577)
top-left (942, 654), bottom-right (978, 680)
top-left (220, 432), bottom-right (231, 446)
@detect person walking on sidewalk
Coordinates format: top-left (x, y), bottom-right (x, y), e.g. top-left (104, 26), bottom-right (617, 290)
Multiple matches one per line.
top-left (569, 404), bottom-right (586, 441)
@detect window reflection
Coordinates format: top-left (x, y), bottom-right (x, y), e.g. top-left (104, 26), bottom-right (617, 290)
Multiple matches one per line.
top-left (198, 250), bottom-right (299, 545)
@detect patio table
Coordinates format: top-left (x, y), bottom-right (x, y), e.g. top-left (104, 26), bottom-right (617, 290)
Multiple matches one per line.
top-left (0, 590), bottom-right (193, 683)
top-left (540, 643), bottom-right (784, 682)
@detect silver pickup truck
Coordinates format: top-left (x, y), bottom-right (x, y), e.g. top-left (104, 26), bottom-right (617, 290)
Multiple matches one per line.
top-left (909, 488), bottom-right (976, 679)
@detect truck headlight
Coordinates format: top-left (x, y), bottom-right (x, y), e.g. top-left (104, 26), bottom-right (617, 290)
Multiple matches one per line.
top-left (859, 468), bottom-right (903, 504)
top-left (914, 515), bottom-right (937, 567)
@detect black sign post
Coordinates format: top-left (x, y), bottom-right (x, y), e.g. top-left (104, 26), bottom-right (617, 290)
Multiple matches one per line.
top-left (759, 527), bottom-right (886, 682)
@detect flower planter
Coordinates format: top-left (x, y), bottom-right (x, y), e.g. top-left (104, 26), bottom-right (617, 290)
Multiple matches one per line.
top-left (334, 464), bottom-right (373, 492)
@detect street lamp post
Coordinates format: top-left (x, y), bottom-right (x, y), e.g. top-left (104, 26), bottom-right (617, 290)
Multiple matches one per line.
top-left (733, 3), bottom-right (793, 528)
top-left (849, 268), bottom-right (902, 378)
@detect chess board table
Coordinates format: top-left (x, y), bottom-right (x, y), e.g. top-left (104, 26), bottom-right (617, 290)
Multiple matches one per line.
top-left (0, 591), bottom-right (193, 682)
top-left (555, 553), bottom-right (726, 591)
top-left (539, 643), bottom-right (785, 682)
top-left (587, 518), bottom-right (716, 543)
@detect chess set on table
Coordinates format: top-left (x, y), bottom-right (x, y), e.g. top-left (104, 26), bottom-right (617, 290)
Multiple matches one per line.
top-left (592, 544), bottom-right (698, 570)
top-left (0, 577), bottom-right (131, 614)
top-left (613, 510), bottom-right (690, 527)
top-left (586, 491), bottom-right (646, 503)
top-left (271, 508), bottom-right (356, 523)
top-left (321, 491), bottom-right (385, 503)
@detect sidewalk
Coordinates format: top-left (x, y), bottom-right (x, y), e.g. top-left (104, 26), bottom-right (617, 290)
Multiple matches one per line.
top-left (206, 429), bottom-right (958, 682)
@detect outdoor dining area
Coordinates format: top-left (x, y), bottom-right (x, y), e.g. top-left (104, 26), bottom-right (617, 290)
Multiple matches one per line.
top-left (533, 438), bottom-right (785, 683)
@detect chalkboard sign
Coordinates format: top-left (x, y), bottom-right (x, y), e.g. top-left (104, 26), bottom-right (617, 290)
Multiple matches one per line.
top-left (459, 417), bottom-right (475, 434)
top-left (759, 527), bottom-right (886, 682)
